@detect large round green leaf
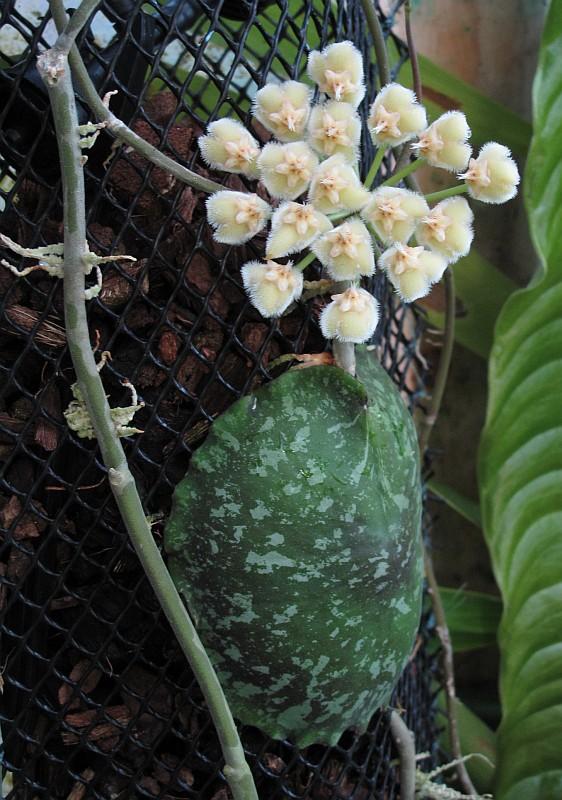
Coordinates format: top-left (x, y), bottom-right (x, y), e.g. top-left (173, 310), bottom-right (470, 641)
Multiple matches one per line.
top-left (478, 4), bottom-right (562, 797)
top-left (165, 347), bottom-right (422, 746)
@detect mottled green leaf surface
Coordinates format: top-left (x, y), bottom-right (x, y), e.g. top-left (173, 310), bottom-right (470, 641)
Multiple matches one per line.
top-left (165, 348), bottom-right (422, 746)
top-left (478, 3), bottom-right (562, 797)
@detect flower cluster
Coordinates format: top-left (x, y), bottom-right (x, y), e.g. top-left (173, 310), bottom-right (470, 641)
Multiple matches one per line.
top-left (198, 41), bottom-right (520, 344)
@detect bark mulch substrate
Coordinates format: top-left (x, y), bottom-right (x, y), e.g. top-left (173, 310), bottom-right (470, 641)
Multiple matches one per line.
top-left (0, 91), bottom-right (435, 799)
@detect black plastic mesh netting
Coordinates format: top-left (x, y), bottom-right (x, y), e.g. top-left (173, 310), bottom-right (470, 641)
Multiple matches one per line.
top-left (0, 0), bottom-right (441, 796)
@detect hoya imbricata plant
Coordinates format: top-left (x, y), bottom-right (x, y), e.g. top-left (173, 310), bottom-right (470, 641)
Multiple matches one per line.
top-left (199, 41), bottom-right (520, 341)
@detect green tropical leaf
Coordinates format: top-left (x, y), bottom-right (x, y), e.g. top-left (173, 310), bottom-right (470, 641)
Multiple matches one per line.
top-left (478, 3), bottom-right (562, 798)
top-left (439, 587), bottom-right (501, 652)
top-left (427, 479), bottom-right (481, 528)
top-left (165, 349), bottom-right (423, 747)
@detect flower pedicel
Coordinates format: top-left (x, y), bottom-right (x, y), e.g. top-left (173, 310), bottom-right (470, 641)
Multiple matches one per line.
top-left (196, 42), bottom-right (520, 346)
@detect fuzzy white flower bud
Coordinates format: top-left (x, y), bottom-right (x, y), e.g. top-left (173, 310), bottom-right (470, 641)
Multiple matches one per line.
top-left (198, 118), bottom-right (260, 176)
top-left (411, 111), bottom-right (472, 172)
top-left (379, 243), bottom-right (448, 302)
top-left (460, 142), bottom-right (520, 204)
top-left (266, 202), bottom-right (332, 259)
top-left (312, 218), bottom-right (375, 280)
top-left (308, 101), bottom-right (361, 160)
top-left (308, 154), bottom-right (370, 214)
top-left (253, 81), bottom-right (311, 142)
top-left (416, 197), bottom-right (474, 263)
top-left (257, 141), bottom-right (319, 200)
top-left (320, 287), bottom-right (379, 343)
top-left (206, 191), bottom-right (271, 244)
top-left (307, 41), bottom-right (366, 108)
top-left (241, 260), bottom-right (304, 317)
top-left (368, 84), bottom-right (427, 147)
top-left (361, 186), bottom-right (429, 244)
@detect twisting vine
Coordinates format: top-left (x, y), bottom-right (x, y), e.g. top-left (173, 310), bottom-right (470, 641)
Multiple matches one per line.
top-left (40, 2), bottom-right (258, 798)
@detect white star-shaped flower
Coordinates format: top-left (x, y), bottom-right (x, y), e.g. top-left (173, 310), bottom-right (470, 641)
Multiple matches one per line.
top-left (320, 287), bottom-right (379, 343)
top-left (266, 202), bottom-right (332, 259)
top-left (411, 111), bottom-right (471, 171)
top-left (379, 243), bottom-right (448, 302)
top-left (459, 143), bottom-right (519, 204)
top-left (312, 218), bottom-right (374, 280)
top-left (283, 204), bottom-right (321, 236)
top-left (199, 118), bottom-right (260, 177)
top-left (308, 101), bottom-right (361, 160)
top-left (241, 259), bottom-right (304, 317)
top-left (269, 100), bottom-right (307, 133)
top-left (361, 187), bottom-right (429, 244)
top-left (307, 41), bottom-right (366, 107)
top-left (206, 191), bottom-right (271, 244)
top-left (368, 83), bottom-right (427, 147)
top-left (420, 206), bottom-right (452, 243)
top-left (223, 138), bottom-right (259, 170)
top-left (275, 151), bottom-right (314, 188)
top-left (371, 104), bottom-right (402, 139)
top-left (309, 155), bottom-right (369, 213)
top-left (258, 141), bottom-right (318, 200)
top-left (416, 197), bottom-right (474, 262)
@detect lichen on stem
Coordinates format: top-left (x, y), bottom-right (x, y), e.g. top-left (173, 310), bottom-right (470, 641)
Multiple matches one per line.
top-left (40, 4), bottom-right (258, 799)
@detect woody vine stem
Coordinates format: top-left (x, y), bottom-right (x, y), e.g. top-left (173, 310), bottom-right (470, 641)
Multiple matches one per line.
top-left (40, 2), bottom-right (258, 799)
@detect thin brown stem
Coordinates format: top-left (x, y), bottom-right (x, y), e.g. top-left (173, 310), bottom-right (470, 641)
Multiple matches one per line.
top-left (424, 551), bottom-right (478, 796)
top-left (417, 273), bottom-right (476, 796)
